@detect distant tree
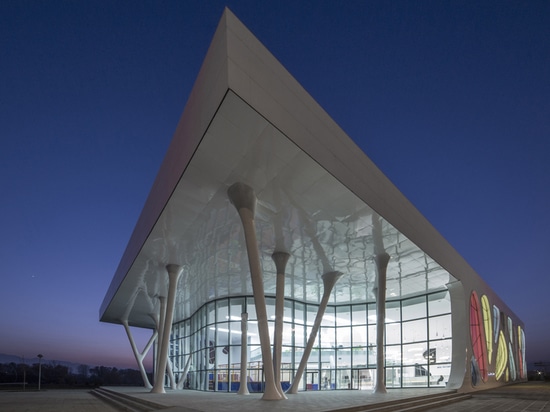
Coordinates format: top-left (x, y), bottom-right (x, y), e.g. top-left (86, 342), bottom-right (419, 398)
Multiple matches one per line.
top-left (0, 362), bottom-right (147, 388)
top-left (78, 364), bottom-right (89, 377)
top-left (0, 363), bottom-right (17, 383)
top-left (48, 364), bottom-right (70, 384)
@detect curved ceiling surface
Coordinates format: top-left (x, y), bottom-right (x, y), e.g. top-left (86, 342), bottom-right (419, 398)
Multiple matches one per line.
top-left (104, 91), bottom-right (455, 328)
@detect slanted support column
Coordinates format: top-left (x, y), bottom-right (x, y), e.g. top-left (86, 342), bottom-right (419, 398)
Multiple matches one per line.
top-left (228, 182), bottom-right (284, 400)
top-left (151, 264), bottom-right (183, 394)
top-left (122, 319), bottom-right (156, 389)
top-left (237, 312), bottom-right (250, 395)
top-left (373, 252), bottom-right (390, 394)
top-left (287, 271), bottom-right (343, 394)
top-left (176, 354), bottom-right (193, 389)
top-left (166, 357), bottom-right (176, 390)
top-left (154, 296), bottom-right (167, 387)
top-left (272, 251), bottom-right (290, 397)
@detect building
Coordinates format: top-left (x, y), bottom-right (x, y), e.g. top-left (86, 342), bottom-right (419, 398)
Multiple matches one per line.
top-left (100, 9), bottom-right (526, 397)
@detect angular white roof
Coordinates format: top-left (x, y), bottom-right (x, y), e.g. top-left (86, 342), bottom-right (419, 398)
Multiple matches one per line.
top-left (100, 9), bottom-right (488, 329)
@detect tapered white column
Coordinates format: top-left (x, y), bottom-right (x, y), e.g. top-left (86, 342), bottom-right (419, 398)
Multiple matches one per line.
top-left (228, 182), bottom-right (284, 400)
top-left (287, 271), bottom-right (343, 394)
top-left (272, 251), bottom-right (290, 398)
top-left (151, 264), bottom-right (183, 393)
top-left (237, 312), bottom-right (250, 395)
top-left (373, 252), bottom-right (390, 394)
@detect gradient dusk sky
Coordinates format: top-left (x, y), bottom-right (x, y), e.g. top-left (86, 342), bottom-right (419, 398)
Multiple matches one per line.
top-left (1, 1), bottom-right (548, 370)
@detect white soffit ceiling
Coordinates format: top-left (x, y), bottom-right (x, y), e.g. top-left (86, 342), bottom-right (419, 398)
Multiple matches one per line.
top-left (104, 91), bottom-right (454, 328)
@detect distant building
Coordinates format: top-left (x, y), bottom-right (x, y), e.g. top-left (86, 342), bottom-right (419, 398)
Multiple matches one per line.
top-left (100, 9), bottom-right (526, 397)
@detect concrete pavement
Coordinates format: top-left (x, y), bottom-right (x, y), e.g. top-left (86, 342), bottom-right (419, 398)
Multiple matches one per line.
top-left (0, 381), bottom-right (548, 411)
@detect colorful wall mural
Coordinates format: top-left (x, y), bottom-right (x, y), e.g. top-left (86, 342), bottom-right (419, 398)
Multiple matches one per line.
top-left (469, 291), bottom-right (526, 386)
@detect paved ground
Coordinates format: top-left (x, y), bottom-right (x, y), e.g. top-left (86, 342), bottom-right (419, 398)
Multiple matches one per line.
top-left (428, 381), bottom-right (550, 412)
top-left (112, 385), bottom-right (447, 411)
top-left (0, 389), bottom-right (119, 412)
top-left (0, 381), bottom-right (548, 411)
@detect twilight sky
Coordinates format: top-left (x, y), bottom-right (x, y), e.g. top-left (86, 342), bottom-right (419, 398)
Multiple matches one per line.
top-left (1, 1), bottom-right (548, 369)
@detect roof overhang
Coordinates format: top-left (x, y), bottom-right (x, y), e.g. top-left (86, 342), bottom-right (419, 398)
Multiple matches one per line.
top-left (100, 9), bottom-right (475, 328)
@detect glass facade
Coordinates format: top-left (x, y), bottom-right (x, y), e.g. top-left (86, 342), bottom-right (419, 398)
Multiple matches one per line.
top-left (169, 290), bottom-right (452, 391)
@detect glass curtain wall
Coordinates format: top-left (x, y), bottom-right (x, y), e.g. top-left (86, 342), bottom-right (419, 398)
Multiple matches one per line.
top-left (169, 291), bottom-right (452, 391)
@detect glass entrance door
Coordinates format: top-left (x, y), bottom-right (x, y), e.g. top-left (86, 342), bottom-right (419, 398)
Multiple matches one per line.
top-left (305, 371), bottom-right (319, 390)
top-left (351, 368), bottom-right (374, 390)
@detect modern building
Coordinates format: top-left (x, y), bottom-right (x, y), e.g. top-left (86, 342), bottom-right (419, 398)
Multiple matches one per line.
top-left (100, 9), bottom-right (526, 398)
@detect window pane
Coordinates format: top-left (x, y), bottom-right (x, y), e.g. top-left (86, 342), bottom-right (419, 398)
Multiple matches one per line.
top-left (429, 339), bottom-right (452, 364)
top-left (428, 291), bottom-right (451, 316)
top-left (429, 314), bottom-right (451, 340)
top-left (266, 297), bottom-right (276, 320)
top-left (284, 300), bottom-right (293, 321)
top-left (306, 304), bottom-right (317, 326)
top-left (402, 296), bottom-right (427, 321)
top-left (294, 324), bottom-right (305, 347)
top-left (386, 323), bottom-right (401, 344)
top-left (385, 345), bottom-right (401, 366)
top-left (368, 344), bottom-right (376, 366)
top-left (282, 322), bottom-right (293, 346)
top-left (246, 298), bottom-right (257, 321)
top-left (353, 347), bottom-right (367, 367)
top-left (367, 325), bottom-right (376, 346)
top-left (295, 302), bottom-right (305, 325)
top-left (352, 325), bottom-right (367, 347)
top-left (402, 342), bottom-right (429, 365)
top-left (198, 306), bottom-right (206, 329)
top-left (248, 321), bottom-right (259, 345)
top-left (322, 306), bottom-right (336, 326)
top-left (320, 327), bottom-right (335, 348)
top-left (386, 367), bottom-right (401, 388)
top-left (386, 301), bottom-right (401, 323)
top-left (214, 321), bottom-right (229, 347)
top-left (230, 297), bottom-right (245, 318)
top-left (336, 348), bottom-right (352, 367)
top-left (403, 319), bottom-right (427, 343)
top-left (228, 321), bottom-right (242, 345)
top-left (430, 364), bottom-right (451, 387)
top-left (352, 304), bottom-right (367, 325)
top-left (368, 304), bottom-right (377, 324)
top-left (207, 301), bottom-right (216, 324)
top-left (336, 306), bottom-right (351, 326)
top-left (249, 345), bottom-right (261, 362)
top-left (402, 365), bottom-right (428, 387)
top-left (337, 326), bottom-right (351, 347)
top-left (217, 300), bottom-right (229, 322)
top-left (320, 349), bottom-right (335, 366)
